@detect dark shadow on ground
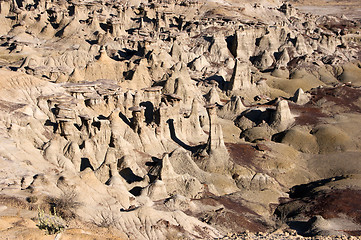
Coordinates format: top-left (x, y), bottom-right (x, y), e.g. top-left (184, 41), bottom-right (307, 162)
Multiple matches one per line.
top-left (167, 119), bottom-right (200, 153)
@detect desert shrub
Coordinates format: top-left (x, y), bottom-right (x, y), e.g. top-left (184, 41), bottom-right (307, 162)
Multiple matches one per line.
top-left (0, 195), bottom-right (27, 209)
top-left (26, 196), bottom-right (38, 203)
top-left (95, 211), bottom-right (119, 228)
top-left (37, 207), bottom-right (65, 235)
top-left (46, 190), bottom-right (81, 220)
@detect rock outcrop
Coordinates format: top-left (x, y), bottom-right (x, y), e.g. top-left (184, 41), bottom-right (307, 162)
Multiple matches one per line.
top-left (0, 0), bottom-right (360, 239)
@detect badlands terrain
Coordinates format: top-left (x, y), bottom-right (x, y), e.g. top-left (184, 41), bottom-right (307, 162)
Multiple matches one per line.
top-left (0, 0), bottom-right (360, 239)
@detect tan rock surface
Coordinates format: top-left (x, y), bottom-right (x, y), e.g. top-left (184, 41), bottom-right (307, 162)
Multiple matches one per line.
top-left (0, 0), bottom-right (360, 239)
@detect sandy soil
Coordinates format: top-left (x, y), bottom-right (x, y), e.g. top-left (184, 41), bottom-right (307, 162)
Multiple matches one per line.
top-left (287, 0), bottom-right (361, 20)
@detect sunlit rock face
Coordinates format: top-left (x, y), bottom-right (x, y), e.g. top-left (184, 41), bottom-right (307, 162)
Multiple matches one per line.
top-left (0, 0), bottom-right (361, 239)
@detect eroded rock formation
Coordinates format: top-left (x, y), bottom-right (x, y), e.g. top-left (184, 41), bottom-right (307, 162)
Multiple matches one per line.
top-left (0, 0), bottom-right (361, 239)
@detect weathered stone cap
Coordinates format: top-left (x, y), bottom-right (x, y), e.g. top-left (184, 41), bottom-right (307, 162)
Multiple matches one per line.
top-left (67, 88), bottom-right (94, 93)
top-left (164, 93), bottom-right (182, 100)
top-left (84, 93), bottom-right (102, 100)
top-left (62, 82), bottom-right (99, 88)
top-left (142, 86), bottom-right (163, 92)
top-left (54, 104), bottom-right (74, 111)
top-left (79, 114), bottom-right (92, 120)
top-left (56, 116), bottom-right (75, 121)
top-left (128, 106), bottom-right (145, 112)
top-left (205, 103), bottom-right (217, 109)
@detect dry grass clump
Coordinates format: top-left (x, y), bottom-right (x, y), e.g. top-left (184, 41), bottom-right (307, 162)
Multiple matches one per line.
top-left (46, 191), bottom-right (81, 220)
top-left (0, 195), bottom-right (28, 209)
top-left (93, 211), bottom-right (120, 229)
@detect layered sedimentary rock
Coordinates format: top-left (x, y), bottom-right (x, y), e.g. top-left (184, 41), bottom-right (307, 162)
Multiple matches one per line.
top-left (0, 0), bottom-right (361, 239)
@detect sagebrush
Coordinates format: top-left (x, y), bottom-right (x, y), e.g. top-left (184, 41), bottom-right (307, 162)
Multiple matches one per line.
top-left (37, 207), bottom-right (65, 235)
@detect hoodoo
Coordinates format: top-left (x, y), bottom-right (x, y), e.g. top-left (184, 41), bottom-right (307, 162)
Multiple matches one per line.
top-left (0, 0), bottom-right (360, 239)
